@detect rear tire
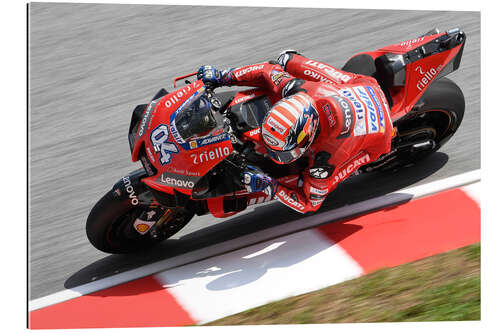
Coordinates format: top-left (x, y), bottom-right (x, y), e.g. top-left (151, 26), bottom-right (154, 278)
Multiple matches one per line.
top-left (368, 77), bottom-right (465, 172)
top-left (86, 190), bottom-right (194, 254)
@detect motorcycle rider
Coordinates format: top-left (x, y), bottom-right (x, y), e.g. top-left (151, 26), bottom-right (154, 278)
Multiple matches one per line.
top-left (197, 50), bottom-right (393, 213)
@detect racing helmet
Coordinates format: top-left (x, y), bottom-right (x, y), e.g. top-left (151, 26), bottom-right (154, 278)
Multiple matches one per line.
top-left (261, 92), bottom-right (319, 164)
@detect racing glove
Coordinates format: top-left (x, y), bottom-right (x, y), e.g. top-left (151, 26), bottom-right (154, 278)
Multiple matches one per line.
top-left (241, 166), bottom-right (278, 198)
top-left (197, 65), bottom-right (233, 87)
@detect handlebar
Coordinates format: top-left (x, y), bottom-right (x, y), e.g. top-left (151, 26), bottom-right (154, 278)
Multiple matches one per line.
top-left (173, 71), bottom-right (222, 111)
top-left (173, 71), bottom-right (218, 92)
top-left (173, 72), bottom-right (198, 88)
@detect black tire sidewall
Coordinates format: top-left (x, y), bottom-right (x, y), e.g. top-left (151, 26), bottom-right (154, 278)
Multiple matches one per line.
top-left (86, 190), bottom-right (153, 254)
top-left (412, 77), bottom-right (466, 140)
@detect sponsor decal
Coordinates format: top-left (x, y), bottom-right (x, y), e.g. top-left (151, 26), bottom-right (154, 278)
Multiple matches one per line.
top-left (331, 95), bottom-right (353, 138)
top-left (169, 123), bottom-right (184, 144)
top-left (277, 190), bottom-right (305, 211)
top-left (159, 173), bottom-right (196, 189)
top-left (310, 186), bottom-right (328, 196)
top-left (146, 147), bottom-right (156, 163)
top-left (211, 127), bottom-right (225, 136)
top-left (304, 60), bottom-right (352, 83)
top-left (189, 141), bottom-right (198, 149)
top-left (150, 124), bottom-right (179, 165)
top-left (136, 224), bottom-right (150, 233)
top-left (249, 128), bottom-right (261, 137)
top-left (303, 69), bottom-right (334, 84)
top-left (165, 166), bottom-right (201, 177)
top-left (263, 133), bottom-right (279, 147)
top-left (190, 146), bottom-right (231, 165)
top-left (146, 210), bottom-right (156, 220)
top-left (138, 99), bottom-right (160, 137)
top-left (400, 37), bottom-right (424, 50)
top-left (136, 223), bottom-right (150, 233)
top-left (322, 103), bottom-right (335, 128)
top-left (267, 116), bottom-right (287, 135)
top-left (375, 85), bottom-right (390, 114)
top-left (333, 153), bottom-right (371, 185)
top-left (234, 93), bottom-right (256, 104)
top-left (164, 85), bottom-right (193, 109)
top-left (311, 199), bottom-right (324, 206)
top-left (140, 155), bottom-right (155, 176)
top-left (199, 133), bottom-right (228, 146)
top-left (366, 86), bottom-right (385, 133)
top-left (310, 192), bottom-right (326, 206)
top-left (271, 69), bottom-right (290, 86)
top-left (354, 87), bottom-right (379, 134)
top-left (133, 218), bottom-right (156, 235)
top-left (309, 167), bottom-right (331, 179)
top-left (340, 88), bottom-right (367, 136)
top-left (122, 176), bottom-right (139, 206)
top-left (234, 64), bottom-right (265, 78)
top-left (415, 65), bottom-right (442, 91)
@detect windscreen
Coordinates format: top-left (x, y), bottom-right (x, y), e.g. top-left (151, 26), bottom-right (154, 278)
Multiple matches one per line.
top-left (174, 93), bottom-right (217, 141)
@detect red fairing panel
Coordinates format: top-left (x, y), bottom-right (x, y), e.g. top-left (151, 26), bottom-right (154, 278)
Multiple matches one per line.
top-left (379, 33), bottom-right (446, 53)
top-left (402, 47), bottom-right (460, 114)
top-left (135, 80), bottom-right (235, 196)
top-left (341, 32), bottom-right (463, 121)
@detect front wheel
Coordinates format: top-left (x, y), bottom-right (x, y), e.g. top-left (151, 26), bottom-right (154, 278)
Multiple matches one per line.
top-left (86, 189), bottom-right (194, 254)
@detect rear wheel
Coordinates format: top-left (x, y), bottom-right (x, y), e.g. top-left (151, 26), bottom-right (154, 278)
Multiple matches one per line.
top-left (366, 77), bottom-right (465, 172)
top-left (86, 190), bottom-right (194, 254)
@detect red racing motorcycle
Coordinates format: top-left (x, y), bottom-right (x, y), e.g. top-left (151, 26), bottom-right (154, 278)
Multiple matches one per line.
top-left (87, 28), bottom-right (466, 253)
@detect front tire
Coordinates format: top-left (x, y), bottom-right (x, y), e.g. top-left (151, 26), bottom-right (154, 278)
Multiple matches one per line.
top-left (86, 190), bottom-right (193, 254)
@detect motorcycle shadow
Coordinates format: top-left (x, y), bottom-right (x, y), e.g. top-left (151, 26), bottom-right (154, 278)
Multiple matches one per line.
top-left (67, 222), bottom-right (362, 298)
top-left (64, 152), bottom-right (448, 293)
top-left (161, 221), bottom-right (363, 293)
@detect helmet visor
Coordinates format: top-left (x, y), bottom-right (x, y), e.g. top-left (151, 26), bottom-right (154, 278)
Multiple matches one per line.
top-left (266, 130), bottom-right (312, 164)
top-left (266, 146), bottom-right (306, 164)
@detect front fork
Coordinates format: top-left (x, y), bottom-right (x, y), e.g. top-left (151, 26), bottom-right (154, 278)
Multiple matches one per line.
top-left (112, 168), bottom-right (176, 237)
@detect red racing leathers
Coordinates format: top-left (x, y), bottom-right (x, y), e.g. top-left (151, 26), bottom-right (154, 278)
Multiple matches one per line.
top-left (225, 53), bottom-right (393, 213)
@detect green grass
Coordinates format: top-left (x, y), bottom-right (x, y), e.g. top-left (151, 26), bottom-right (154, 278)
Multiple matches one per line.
top-left (205, 243), bottom-right (480, 325)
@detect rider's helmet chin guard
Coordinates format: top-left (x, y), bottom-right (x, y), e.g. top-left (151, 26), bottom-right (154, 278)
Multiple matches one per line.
top-left (261, 92), bottom-right (319, 164)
